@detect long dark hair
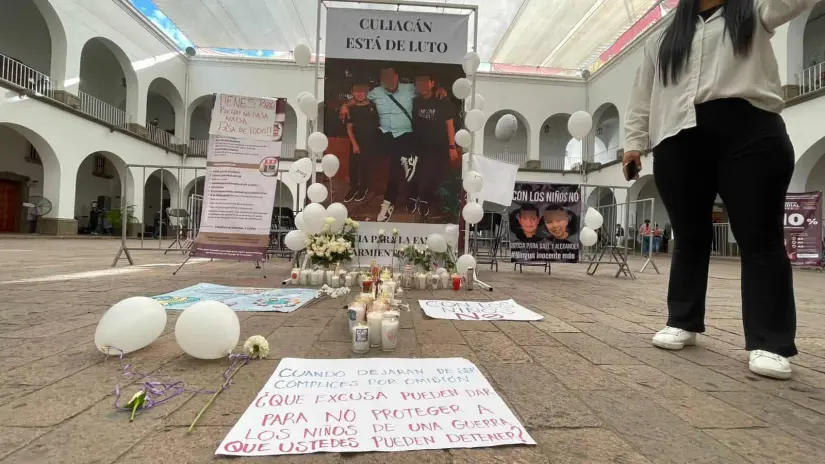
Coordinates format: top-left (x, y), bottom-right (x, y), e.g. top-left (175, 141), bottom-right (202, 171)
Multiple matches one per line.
top-left (658, 0), bottom-right (756, 85)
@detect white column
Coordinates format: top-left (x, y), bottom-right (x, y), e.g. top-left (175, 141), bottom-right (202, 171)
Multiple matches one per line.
top-left (128, 166), bottom-right (147, 226)
top-left (43, 157), bottom-right (78, 220)
top-left (128, 80), bottom-right (147, 127)
top-left (61, 37), bottom-right (83, 94)
top-left (296, 113), bottom-right (308, 151)
top-left (528, 125), bottom-right (541, 161)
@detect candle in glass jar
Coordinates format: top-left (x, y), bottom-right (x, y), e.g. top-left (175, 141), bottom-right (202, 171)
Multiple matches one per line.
top-left (367, 308), bottom-right (384, 347)
top-left (347, 302), bottom-right (366, 332)
top-left (362, 278), bottom-right (373, 293)
top-left (311, 269), bottom-right (324, 285)
top-left (351, 322), bottom-right (370, 354)
top-left (415, 273), bottom-right (427, 289)
top-left (384, 280), bottom-right (397, 298)
top-left (300, 269), bottom-right (311, 285)
top-left (451, 274), bottom-right (461, 291)
top-left (326, 270), bottom-right (337, 287)
top-left (381, 311), bottom-right (400, 352)
top-left (290, 268), bottom-right (300, 285)
top-left (440, 272), bottom-right (450, 289)
top-left (345, 273), bottom-right (354, 287)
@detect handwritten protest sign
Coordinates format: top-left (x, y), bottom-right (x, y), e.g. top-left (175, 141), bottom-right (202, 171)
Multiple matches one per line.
top-left (418, 299), bottom-right (544, 321)
top-left (209, 94), bottom-right (282, 142)
top-left (217, 358), bottom-right (534, 456)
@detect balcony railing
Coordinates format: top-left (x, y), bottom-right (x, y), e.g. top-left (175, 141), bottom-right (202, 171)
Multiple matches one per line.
top-left (485, 152), bottom-right (529, 167)
top-left (77, 91), bottom-right (130, 128)
top-left (800, 62), bottom-right (824, 96)
top-left (0, 54), bottom-right (53, 98)
top-left (187, 140), bottom-right (297, 159)
top-left (145, 124), bottom-right (182, 149)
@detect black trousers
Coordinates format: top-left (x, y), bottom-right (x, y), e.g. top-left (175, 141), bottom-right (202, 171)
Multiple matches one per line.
top-left (381, 131), bottom-right (414, 205)
top-left (409, 145), bottom-right (447, 204)
top-left (348, 142), bottom-right (374, 191)
top-left (653, 99), bottom-right (797, 357)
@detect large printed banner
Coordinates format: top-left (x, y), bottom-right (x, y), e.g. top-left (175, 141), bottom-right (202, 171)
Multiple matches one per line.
top-left (217, 357), bottom-right (534, 456)
top-left (509, 182), bottom-right (582, 263)
top-left (323, 8), bottom-right (468, 265)
top-left (784, 192), bottom-right (822, 267)
top-left (193, 95), bottom-right (285, 261)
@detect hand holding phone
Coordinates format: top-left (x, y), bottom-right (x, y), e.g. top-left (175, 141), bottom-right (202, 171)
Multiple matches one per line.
top-left (623, 150), bottom-right (642, 181)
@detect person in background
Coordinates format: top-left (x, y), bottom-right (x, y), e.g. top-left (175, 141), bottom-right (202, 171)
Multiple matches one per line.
top-left (615, 224), bottom-right (625, 246)
top-left (407, 72), bottom-right (458, 216)
top-left (623, 0), bottom-right (815, 379)
top-left (653, 223), bottom-right (663, 253)
top-left (344, 80), bottom-right (379, 203)
top-left (639, 219), bottom-right (652, 256)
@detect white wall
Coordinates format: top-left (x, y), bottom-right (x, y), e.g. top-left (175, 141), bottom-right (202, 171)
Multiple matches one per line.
top-left (79, 39), bottom-right (127, 109)
top-left (804, 11), bottom-right (825, 66)
top-left (0, 1), bottom-right (52, 74)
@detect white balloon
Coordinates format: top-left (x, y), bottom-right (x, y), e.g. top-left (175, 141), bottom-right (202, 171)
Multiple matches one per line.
top-left (452, 78), bottom-right (472, 100)
top-left (473, 93), bottom-right (485, 110)
top-left (295, 211), bottom-right (308, 233)
top-left (436, 267), bottom-right (448, 275)
top-left (455, 129), bottom-right (472, 149)
top-left (299, 95), bottom-right (319, 119)
top-left (444, 224), bottom-right (459, 245)
top-left (427, 233), bottom-right (448, 253)
top-left (289, 157), bottom-right (313, 183)
top-left (95, 297), bottom-right (166, 355)
top-left (456, 254), bottom-right (477, 273)
top-left (294, 43), bottom-right (312, 67)
top-left (326, 202), bottom-right (348, 224)
top-left (303, 202), bottom-right (327, 231)
top-left (307, 131), bottom-right (328, 153)
top-left (580, 227), bottom-right (598, 247)
top-left (462, 202), bottom-right (484, 225)
top-left (321, 154), bottom-right (340, 177)
top-left (175, 301), bottom-right (240, 360)
top-left (463, 170), bottom-right (484, 194)
top-left (584, 207), bottom-right (604, 230)
top-left (568, 110), bottom-right (593, 140)
top-left (307, 183), bottom-right (328, 203)
top-left (495, 114), bottom-right (518, 141)
top-left (285, 230), bottom-right (308, 251)
top-left (462, 52), bottom-right (481, 75)
top-left (296, 91), bottom-right (313, 105)
top-left (465, 109), bottom-right (485, 133)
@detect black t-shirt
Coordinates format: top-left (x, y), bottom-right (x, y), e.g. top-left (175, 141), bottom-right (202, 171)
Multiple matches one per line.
top-left (346, 103), bottom-right (379, 146)
top-left (413, 96), bottom-right (454, 149)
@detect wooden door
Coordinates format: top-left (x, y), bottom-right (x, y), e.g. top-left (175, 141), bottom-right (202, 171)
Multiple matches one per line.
top-left (0, 180), bottom-right (20, 233)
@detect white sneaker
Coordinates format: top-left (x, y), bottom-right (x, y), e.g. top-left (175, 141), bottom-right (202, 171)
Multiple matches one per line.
top-left (749, 350), bottom-right (792, 380)
top-left (377, 200), bottom-right (394, 222)
top-left (652, 326), bottom-right (696, 350)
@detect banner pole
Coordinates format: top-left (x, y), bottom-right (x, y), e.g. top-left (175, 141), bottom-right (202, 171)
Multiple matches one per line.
top-left (309, 0), bottom-right (324, 188)
top-left (463, 9), bottom-right (479, 257)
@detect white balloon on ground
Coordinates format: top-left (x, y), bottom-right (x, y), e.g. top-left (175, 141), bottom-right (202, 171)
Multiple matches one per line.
top-left (445, 224), bottom-right (459, 246)
top-left (285, 230), bottom-right (308, 251)
top-left (580, 227), bottom-right (598, 247)
top-left (456, 254), bottom-right (477, 273)
top-left (299, 95), bottom-right (319, 119)
top-left (462, 202), bottom-right (484, 224)
top-left (95, 296), bottom-right (166, 355)
top-left (495, 114), bottom-right (518, 141)
top-left (307, 183), bottom-right (328, 203)
top-left (452, 78), bottom-right (472, 100)
top-left (175, 301), bottom-right (240, 360)
top-left (326, 202), bottom-right (348, 224)
top-left (463, 170), bottom-right (484, 194)
top-left (303, 202), bottom-right (327, 231)
top-left (307, 132), bottom-right (328, 153)
top-left (455, 129), bottom-right (472, 149)
top-left (427, 233), bottom-right (448, 253)
top-left (463, 51), bottom-right (481, 75)
top-left (584, 207), bottom-right (604, 230)
top-left (568, 111), bottom-right (593, 140)
top-left (473, 93), bottom-right (485, 110)
top-left (321, 154), bottom-right (340, 177)
top-left (289, 157), bottom-right (313, 183)
top-left (294, 43), bottom-right (312, 67)
top-left (465, 109), bottom-right (485, 132)
top-left (294, 211), bottom-right (308, 233)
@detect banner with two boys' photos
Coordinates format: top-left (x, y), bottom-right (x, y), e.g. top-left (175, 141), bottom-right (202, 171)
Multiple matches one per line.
top-left (509, 182), bottom-right (583, 263)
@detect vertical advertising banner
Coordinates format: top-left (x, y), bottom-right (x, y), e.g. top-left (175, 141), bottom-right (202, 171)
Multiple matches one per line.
top-left (784, 192), bottom-right (822, 267)
top-left (323, 8), bottom-right (470, 265)
top-left (193, 95), bottom-right (286, 261)
top-left (509, 182), bottom-right (582, 263)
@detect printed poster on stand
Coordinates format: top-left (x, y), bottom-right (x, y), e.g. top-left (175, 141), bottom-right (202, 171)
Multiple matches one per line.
top-left (322, 8), bottom-right (470, 265)
top-left (216, 357), bottom-right (534, 456)
top-left (784, 192), bottom-right (822, 267)
top-left (509, 182), bottom-right (582, 263)
top-left (193, 95), bottom-right (286, 261)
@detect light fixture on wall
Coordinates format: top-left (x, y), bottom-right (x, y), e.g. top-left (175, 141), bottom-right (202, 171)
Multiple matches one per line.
top-left (185, 47), bottom-right (197, 57)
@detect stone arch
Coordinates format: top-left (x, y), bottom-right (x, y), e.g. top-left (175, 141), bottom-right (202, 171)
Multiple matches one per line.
top-left (0, 0), bottom-right (66, 86)
top-left (73, 151), bottom-right (133, 233)
top-left (483, 110), bottom-right (531, 162)
top-left (591, 102), bottom-right (621, 164)
top-left (284, 102), bottom-right (298, 146)
top-left (182, 175), bottom-right (206, 200)
top-left (539, 113), bottom-right (572, 170)
top-left (146, 77), bottom-right (184, 138)
top-left (586, 186), bottom-right (617, 208)
top-left (143, 168), bottom-right (181, 231)
top-left (78, 37), bottom-right (139, 127)
top-left (787, 5), bottom-right (818, 85)
top-left (187, 94), bottom-right (215, 141)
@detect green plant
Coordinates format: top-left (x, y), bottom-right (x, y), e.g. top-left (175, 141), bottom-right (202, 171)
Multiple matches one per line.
top-left (107, 205), bottom-right (138, 229)
top-left (395, 244), bottom-right (457, 272)
top-left (436, 178), bottom-right (462, 216)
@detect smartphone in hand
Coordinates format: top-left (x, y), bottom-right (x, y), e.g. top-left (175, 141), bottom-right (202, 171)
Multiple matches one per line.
top-left (623, 161), bottom-right (639, 181)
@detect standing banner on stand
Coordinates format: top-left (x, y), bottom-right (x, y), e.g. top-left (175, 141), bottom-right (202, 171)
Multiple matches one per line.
top-left (323, 8), bottom-right (469, 265)
top-left (784, 192), bottom-right (822, 267)
top-left (509, 182), bottom-right (582, 263)
top-left (193, 95), bottom-right (286, 261)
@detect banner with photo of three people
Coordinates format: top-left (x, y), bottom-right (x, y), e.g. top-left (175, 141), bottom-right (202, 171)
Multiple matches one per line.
top-left (509, 182), bottom-right (583, 263)
top-left (322, 7), bottom-right (468, 264)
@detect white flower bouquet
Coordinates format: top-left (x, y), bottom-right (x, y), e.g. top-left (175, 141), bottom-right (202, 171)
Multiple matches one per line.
top-left (305, 217), bottom-right (359, 268)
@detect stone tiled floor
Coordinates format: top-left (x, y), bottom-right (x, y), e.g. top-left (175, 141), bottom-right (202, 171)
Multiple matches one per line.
top-left (1, 239), bottom-right (824, 463)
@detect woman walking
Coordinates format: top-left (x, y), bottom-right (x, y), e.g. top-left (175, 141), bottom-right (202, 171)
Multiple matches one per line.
top-left (623, 0), bottom-right (817, 379)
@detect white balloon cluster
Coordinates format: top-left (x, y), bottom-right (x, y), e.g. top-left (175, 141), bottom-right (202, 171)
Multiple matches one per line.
top-left (284, 201), bottom-right (351, 251)
top-left (579, 207), bottom-right (605, 247)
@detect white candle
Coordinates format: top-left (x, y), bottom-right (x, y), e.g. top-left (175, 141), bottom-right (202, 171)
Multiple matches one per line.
top-left (345, 273), bottom-right (353, 287)
top-left (367, 309), bottom-right (384, 347)
top-left (290, 268), bottom-right (300, 285)
top-left (351, 322), bottom-right (370, 354)
top-left (440, 273), bottom-right (450, 289)
top-left (311, 270), bottom-right (323, 285)
top-left (381, 311), bottom-right (400, 352)
top-left (326, 270), bottom-right (337, 287)
top-left (300, 269), bottom-right (311, 285)
top-left (415, 273), bottom-right (426, 289)
top-left (384, 281), bottom-right (397, 298)
top-left (347, 302), bottom-right (366, 332)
